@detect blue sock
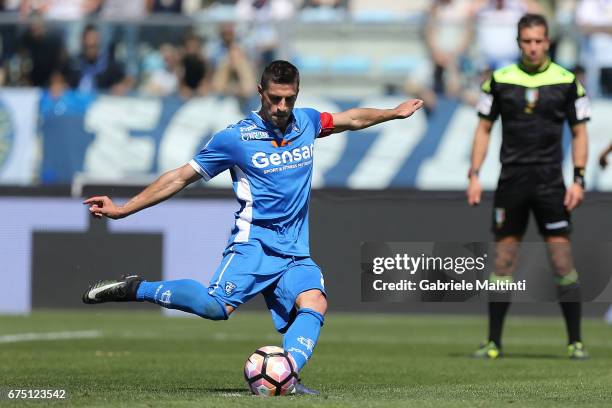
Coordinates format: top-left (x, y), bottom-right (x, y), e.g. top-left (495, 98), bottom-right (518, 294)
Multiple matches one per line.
top-left (283, 308), bottom-right (324, 371)
top-left (136, 279), bottom-right (228, 320)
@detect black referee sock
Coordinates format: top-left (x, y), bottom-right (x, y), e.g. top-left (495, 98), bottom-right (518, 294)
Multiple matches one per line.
top-left (488, 302), bottom-right (511, 348)
top-left (559, 302), bottom-right (582, 344)
top-left (556, 269), bottom-right (582, 344)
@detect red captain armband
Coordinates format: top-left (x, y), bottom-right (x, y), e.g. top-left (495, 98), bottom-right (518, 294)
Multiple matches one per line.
top-left (318, 112), bottom-right (335, 138)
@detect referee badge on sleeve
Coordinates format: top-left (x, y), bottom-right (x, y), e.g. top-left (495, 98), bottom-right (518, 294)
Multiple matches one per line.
top-left (477, 93), bottom-right (493, 116)
top-left (575, 96), bottom-right (591, 121)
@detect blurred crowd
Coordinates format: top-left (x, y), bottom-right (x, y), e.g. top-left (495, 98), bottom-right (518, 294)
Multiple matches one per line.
top-left (0, 0), bottom-right (612, 109)
top-left (409, 0), bottom-right (612, 111)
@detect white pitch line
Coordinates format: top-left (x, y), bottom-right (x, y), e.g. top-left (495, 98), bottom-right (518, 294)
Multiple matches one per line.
top-left (0, 330), bottom-right (102, 344)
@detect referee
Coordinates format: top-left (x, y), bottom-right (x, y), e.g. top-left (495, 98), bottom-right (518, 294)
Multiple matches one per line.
top-left (466, 14), bottom-right (590, 359)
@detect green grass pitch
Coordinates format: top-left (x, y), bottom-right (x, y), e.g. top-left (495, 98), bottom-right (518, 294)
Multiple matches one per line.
top-left (1, 310), bottom-right (611, 407)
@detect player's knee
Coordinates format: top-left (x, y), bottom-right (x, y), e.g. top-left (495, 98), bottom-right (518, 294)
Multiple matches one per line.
top-left (494, 236), bottom-right (520, 275)
top-left (545, 236), bottom-right (573, 276)
top-left (296, 290), bottom-right (327, 316)
top-left (199, 295), bottom-right (230, 321)
top-left (225, 304), bottom-right (235, 316)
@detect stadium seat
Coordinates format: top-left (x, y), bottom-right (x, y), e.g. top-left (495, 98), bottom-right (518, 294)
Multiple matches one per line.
top-left (299, 7), bottom-right (346, 23)
top-left (329, 56), bottom-right (371, 75)
top-left (196, 4), bottom-right (237, 22)
top-left (378, 56), bottom-right (421, 75)
top-left (294, 56), bottom-right (328, 75)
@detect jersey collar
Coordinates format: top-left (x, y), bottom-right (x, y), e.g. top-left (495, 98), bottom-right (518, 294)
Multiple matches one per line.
top-left (518, 57), bottom-right (551, 75)
top-left (249, 111), bottom-right (298, 139)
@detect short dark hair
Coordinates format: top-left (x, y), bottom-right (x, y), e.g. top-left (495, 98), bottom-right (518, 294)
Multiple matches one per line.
top-left (517, 13), bottom-right (548, 38)
top-left (260, 60), bottom-right (300, 90)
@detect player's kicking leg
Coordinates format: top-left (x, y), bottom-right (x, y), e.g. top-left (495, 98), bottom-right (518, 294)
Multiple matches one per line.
top-left (82, 275), bottom-right (231, 320)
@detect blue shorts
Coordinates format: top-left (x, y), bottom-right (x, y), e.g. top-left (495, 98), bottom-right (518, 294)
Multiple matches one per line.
top-left (207, 241), bottom-right (326, 333)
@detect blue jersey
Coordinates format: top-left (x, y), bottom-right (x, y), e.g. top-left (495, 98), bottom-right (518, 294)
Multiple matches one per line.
top-left (189, 108), bottom-right (334, 256)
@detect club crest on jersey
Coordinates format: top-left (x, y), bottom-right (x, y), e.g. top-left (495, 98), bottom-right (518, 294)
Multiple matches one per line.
top-left (224, 281), bottom-right (237, 296)
top-left (524, 88), bottom-right (539, 114)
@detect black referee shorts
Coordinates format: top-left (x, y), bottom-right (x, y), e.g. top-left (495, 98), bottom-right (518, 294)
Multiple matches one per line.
top-left (492, 164), bottom-right (571, 238)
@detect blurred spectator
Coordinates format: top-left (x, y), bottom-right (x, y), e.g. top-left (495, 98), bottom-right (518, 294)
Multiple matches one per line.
top-left (47, 65), bottom-right (72, 99)
top-left (183, 31), bottom-right (206, 57)
top-left (0, 0), bottom-right (21, 85)
top-left (177, 54), bottom-right (206, 99)
top-left (211, 41), bottom-right (256, 102)
top-left (576, 0), bottom-right (612, 96)
top-left (425, 0), bottom-right (476, 97)
top-left (533, 0), bottom-right (560, 58)
top-left (0, 0), bottom-right (19, 11)
top-left (404, 0), bottom-right (476, 111)
top-left (69, 24), bottom-right (131, 94)
top-left (207, 22), bottom-right (237, 68)
top-left (141, 43), bottom-right (179, 96)
top-left (237, 0), bottom-right (296, 68)
top-left (181, 31), bottom-right (211, 93)
top-left (99, 0), bottom-right (149, 78)
top-left (206, 23), bottom-right (255, 98)
top-left (474, 0), bottom-right (542, 71)
top-left (20, 0), bottom-right (100, 19)
top-left (149, 0), bottom-right (183, 13)
top-left (18, 16), bottom-right (67, 87)
top-left (20, 0), bottom-right (101, 55)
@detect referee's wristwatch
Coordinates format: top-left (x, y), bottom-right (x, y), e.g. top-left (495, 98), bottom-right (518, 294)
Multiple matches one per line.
top-left (467, 168), bottom-right (479, 179)
top-left (574, 167), bottom-right (585, 189)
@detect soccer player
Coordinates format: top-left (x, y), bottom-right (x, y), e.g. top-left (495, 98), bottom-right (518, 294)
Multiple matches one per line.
top-left (466, 14), bottom-right (590, 359)
top-left (81, 60), bottom-right (424, 393)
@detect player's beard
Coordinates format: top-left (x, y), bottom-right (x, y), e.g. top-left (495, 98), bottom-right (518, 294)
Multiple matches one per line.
top-left (273, 114), bottom-right (290, 129)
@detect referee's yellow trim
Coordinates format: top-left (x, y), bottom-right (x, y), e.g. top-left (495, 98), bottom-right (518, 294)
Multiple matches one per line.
top-left (493, 62), bottom-right (575, 88)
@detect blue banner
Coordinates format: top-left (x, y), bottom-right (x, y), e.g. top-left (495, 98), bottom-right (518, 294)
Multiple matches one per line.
top-left (37, 92), bottom-right (612, 190)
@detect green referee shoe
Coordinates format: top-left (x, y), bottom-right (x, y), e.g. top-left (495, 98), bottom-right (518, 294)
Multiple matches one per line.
top-left (473, 341), bottom-right (502, 359)
top-left (568, 342), bottom-right (589, 360)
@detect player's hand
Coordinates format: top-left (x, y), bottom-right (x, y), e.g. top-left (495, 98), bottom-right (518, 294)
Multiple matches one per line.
top-left (394, 99), bottom-right (424, 119)
top-left (466, 177), bottom-right (482, 206)
top-left (564, 183), bottom-right (584, 211)
top-left (600, 152), bottom-right (609, 169)
top-left (83, 196), bottom-right (125, 219)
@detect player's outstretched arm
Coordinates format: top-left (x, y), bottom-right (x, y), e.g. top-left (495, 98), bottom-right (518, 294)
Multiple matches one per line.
top-left (83, 163), bottom-right (202, 219)
top-left (466, 119), bottom-right (493, 206)
top-left (329, 99), bottom-right (423, 134)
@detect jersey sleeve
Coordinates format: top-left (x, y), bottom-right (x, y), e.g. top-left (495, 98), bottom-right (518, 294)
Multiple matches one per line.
top-left (189, 129), bottom-right (235, 181)
top-left (566, 79), bottom-right (591, 126)
top-left (301, 107), bottom-right (335, 138)
top-left (476, 76), bottom-right (500, 122)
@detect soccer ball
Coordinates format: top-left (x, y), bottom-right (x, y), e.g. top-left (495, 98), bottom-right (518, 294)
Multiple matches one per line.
top-left (244, 346), bottom-right (298, 396)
